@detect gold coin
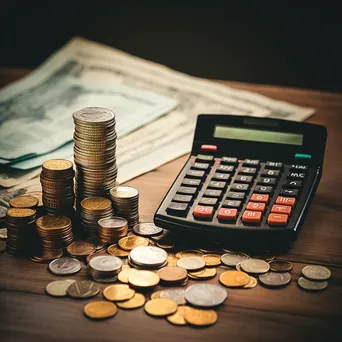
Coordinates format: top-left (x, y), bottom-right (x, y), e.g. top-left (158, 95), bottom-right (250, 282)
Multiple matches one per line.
top-left (144, 298), bottom-right (178, 316)
top-left (167, 305), bottom-right (189, 325)
top-left (103, 284), bottom-right (135, 301)
top-left (219, 270), bottom-right (250, 287)
top-left (128, 270), bottom-right (160, 288)
top-left (118, 236), bottom-right (149, 251)
top-left (188, 268), bottom-right (217, 279)
top-left (36, 215), bottom-right (71, 230)
top-left (157, 242), bottom-right (175, 249)
top-left (151, 290), bottom-right (163, 299)
top-left (81, 197), bottom-right (112, 211)
top-left (175, 250), bottom-right (203, 258)
top-left (43, 159), bottom-right (73, 171)
top-left (184, 307), bottom-right (218, 326)
top-left (84, 301), bottom-right (117, 319)
top-left (116, 293), bottom-right (146, 309)
top-left (118, 268), bottom-right (139, 283)
top-left (6, 208), bottom-right (35, 218)
top-left (243, 276), bottom-right (258, 289)
top-left (158, 266), bottom-right (188, 282)
top-left (107, 244), bottom-right (130, 257)
top-left (9, 196), bottom-right (38, 209)
top-left (167, 255), bottom-right (179, 266)
top-left (203, 254), bottom-right (222, 267)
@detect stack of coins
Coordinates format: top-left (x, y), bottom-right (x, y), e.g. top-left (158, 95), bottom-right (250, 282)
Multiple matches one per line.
top-left (9, 195), bottom-right (39, 210)
top-left (6, 208), bottom-right (36, 255)
top-left (88, 255), bottom-right (123, 282)
top-left (128, 246), bottom-right (168, 270)
top-left (40, 159), bottom-right (75, 217)
top-left (80, 197), bottom-right (113, 237)
top-left (109, 186), bottom-right (139, 228)
top-left (73, 107), bottom-right (118, 205)
top-left (98, 217), bottom-right (128, 244)
top-left (157, 266), bottom-right (189, 286)
top-left (36, 215), bottom-right (74, 249)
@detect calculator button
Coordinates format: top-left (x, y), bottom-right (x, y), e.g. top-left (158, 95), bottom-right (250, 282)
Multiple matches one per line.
top-left (251, 194), bottom-right (269, 203)
top-left (212, 173), bottom-right (231, 181)
top-left (186, 170), bottom-right (205, 179)
top-left (235, 175), bottom-right (253, 184)
top-left (239, 167), bottom-right (257, 175)
top-left (204, 189), bottom-right (222, 197)
top-left (254, 185), bottom-right (273, 194)
top-left (230, 183), bottom-right (249, 192)
top-left (226, 192), bottom-right (245, 200)
top-left (193, 205), bottom-right (214, 218)
top-left (280, 189), bottom-right (299, 197)
top-left (172, 194), bottom-right (193, 203)
top-left (242, 210), bottom-right (262, 223)
top-left (284, 180), bottom-right (302, 188)
top-left (196, 154), bottom-right (214, 163)
top-left (201, 144), bottom-right (217, 153)
top-left (182, 178), bottom-right (201, 187)
top-left (177, 186), bottom-right (197, 195)
top-left (243, 159), bottom-right (260, 167)
top-left (271, 205), bottom-right (292, 215)
top-left (291, 164), bottom-right (308, 171)
top-left (218, 208), bottom-right (238, 221)
top-left (267, 213), bottom-right (288, 226)
top-left (276, 196), bottom-right (296, 207)
top-left (208, 181), bottom-right (227, 189)
top-left (258, 177), bottom-right (276, 185)
top-left (199, 197), bottom-right (218, 207)
top-left (217, 165), bottom-right (235, 173)
top-left (166, 202), bottom-right (189, 216)
top-left (221, 157), bottom-right (238, 165)
top-left (191, 162), bottom-right (210, 171)
top-left (222, 200), bottom-right (242, 209)
top-left (287, 172), bottom-right (306, 180)
top-left (262, 169), bottom-right (280, 178)
top-left (265, 161), bottom-right (283, 169)
top-left (246, 202), bottom-right (266, 212)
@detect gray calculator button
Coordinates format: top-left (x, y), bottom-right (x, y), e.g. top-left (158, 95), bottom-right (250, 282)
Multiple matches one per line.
top-left (230, 183), bottom-right (249, 192)
top-left (199, 197), bottom-right (218, 207)
top-left (203, 189), bottom-right (222, 197)
top-left (172, 194), bottom-right (193, 203)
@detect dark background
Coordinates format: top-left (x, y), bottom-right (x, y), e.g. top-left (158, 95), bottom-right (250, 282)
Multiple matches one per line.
top-left (1, 1), bottom-right (342, 92)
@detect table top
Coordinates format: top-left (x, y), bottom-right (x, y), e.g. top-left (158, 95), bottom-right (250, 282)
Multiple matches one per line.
top-left (1, 68), bottom-right (342, 342)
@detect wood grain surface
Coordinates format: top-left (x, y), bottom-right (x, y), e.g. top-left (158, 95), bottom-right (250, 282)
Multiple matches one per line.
top-left (1, 68), bottom-right (342, 342)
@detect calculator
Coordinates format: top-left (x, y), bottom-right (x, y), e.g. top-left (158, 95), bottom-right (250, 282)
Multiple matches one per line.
top-left (154, 114), bottom-right (327, 245)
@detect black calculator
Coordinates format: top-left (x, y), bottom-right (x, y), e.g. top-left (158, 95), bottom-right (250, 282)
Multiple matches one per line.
top-left (154, 114), bottom-right (327, 245)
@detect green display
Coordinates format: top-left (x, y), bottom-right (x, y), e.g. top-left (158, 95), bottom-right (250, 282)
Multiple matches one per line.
top-left (214, 125), bottom-right (303, 146)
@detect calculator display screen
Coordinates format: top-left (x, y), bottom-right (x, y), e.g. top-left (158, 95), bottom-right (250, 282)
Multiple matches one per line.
top-left (214, 125), bottom-right (303, 146)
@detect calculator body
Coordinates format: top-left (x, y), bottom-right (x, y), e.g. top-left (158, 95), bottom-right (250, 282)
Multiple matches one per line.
top-left (154, 114), bottom-right (327, 246)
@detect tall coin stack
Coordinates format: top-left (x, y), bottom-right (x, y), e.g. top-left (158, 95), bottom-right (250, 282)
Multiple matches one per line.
top-left (109, 186), bottom-right (140, 229)
top-left (40, 159), bottom-right (75, 217)
top-left (73, 107), bottom-right (118, 206)
top-left (98, 217), bottom-right (128, 244)
top-left (6, 208), bottom-right (36, 255)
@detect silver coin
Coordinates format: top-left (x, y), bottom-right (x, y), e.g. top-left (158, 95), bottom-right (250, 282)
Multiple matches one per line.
top-left (129, 246), bottom-right (167, 267)
top-left (185, 284), bottom-right (228, 307)
top-left (177, 256), bottom-right (205, 271)
top-left (302, 265), bottom-right (331, 281)
top-left (259, 272), bottom-right (291, 287)
top-left (220, 252), bottom-right (250, 267)
top-left (110, 186), bottom-right (139, 199)
top-left (160, 288), bottom-right (186, 305)
top-left (48, 257), bottom-right (82, 275)
top-left (66, 280), bottom-right (100, 298)
top-left (73, 107), bottom-right (115, 123)
top-left (46, 279), bottom-right (76, 297)
top-left (133, 222), bottom-right (163, 236)
top-left (89, 255), bottom-right (122, 272)
top-left (298, 277), bottom-right (328, 291)
top-left (240, 258), bottom-right (270, 274)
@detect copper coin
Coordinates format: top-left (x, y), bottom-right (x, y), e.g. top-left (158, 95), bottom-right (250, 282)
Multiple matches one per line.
top-left (158, 266), bottom-right (188, 282)
top-left (167, 305), bottom-right (189, 325)
top-left (84, 301), bottom-right (117, 319)
top-left (9, 196), bottom-right (38, 209)
top-left (269, 260), bottom-right (293, 272)
top-left (67, 241), bottom-right (96, 257)
top-left (67, 280), bottom-right (100, 299)
top-left (259, 272), bottom-right (292, 287)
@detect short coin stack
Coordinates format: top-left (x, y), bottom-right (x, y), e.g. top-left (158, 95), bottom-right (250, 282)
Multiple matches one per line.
top-left (80, 197), bottom-right (113, 237)
top-left (88, 255), bottom-right (123, 282)
top-left (40, 159), bottom-right (75, 217)
top-left (128, 246), bottom-right (168, 269)
top-left (6, 208), bottom-right (36, 255)
top-left (9, 195), bottom-right (39, 210)
top-left (110, 186), bottom-right (139, 228)
top-left (97, 217), bottom-right (128, 244)
top-left (73, 107), bottom-right (118, 205)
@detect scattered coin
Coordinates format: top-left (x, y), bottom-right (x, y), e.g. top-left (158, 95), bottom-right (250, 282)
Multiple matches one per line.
top-left (144, 298), bottom-right (178, 317)
top-left (167, 305), bottom-right (189, 325)
top-left (202, 254), bottom-right (221, 267)
top-left (118, 268), bottom-right (139, 283)
top-left (151, 290), bottom-right (163, 299)
top-left (49, 257), bottom-right (82, 276)
top-left (243, 276), bottom-right (258, 289)
top-left (219, 270), bottom-right (250, 287)
top-left (188, 268), bottom-right (217, 280)
top-left (269, 260), bottom-right (293, 272)
top-left (259, 272), bottom-right (292, 287)
top-left (107, 244), bottom-right (130, 257)
top-left (220, 252), bottom-right (250, 267)
top-left (298, 277), bottom-right (328, 291)
top-left (240, 258), bottom-right (270, 274)
top-left (129, 246), bottom-right (167, 268)
top-left (184, 307), bottom-right (218, 326)
top-left (128, 270), bottom-right (160, 288)
top-left (103, 284), bottom-right (135, 301)
top-left (175, 250), bottom-right (203, 258)
top-left (302, 265), bottom-right (331, 281)
top-left (67, 241), bottom-right (96, 259)
top-left (236, 261), bottom-right (243, 272)
top-left (158, 266), bottom-right (188, 283)
top-left (177, 256), bottom-right (205, 271)
top-left (157, 241), bottom-right (176, 250)
top-left (67, 280), bottom-right (100, 299)
top-left (84, 301), bottom-right (117, 319)
top-left (133, 222), bottom-right (163, 236)
top-left (160, 288), bottom-right (186, 305)
top-left (118, 236), bottom-right (149, 251)
top-left (46, 279), bottom-right (76, 297)
top-left (26, 191), bottom-right (43, 208)
top-left (116, 293), bottom-right (146, 309)
top-left (185, 284), bottom-right (227, 307)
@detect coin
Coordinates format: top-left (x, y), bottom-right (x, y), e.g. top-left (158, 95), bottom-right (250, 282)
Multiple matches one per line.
top-left (49, 257), bottom-right (82, 275)
top-left (175, 250), bottom-right (203, 258)
top-left (118, 236), bottom-right (149, 251)
top-left (298, 277), bottom-right (328, 291)
top-left (240, 258), bottom-right (270, 274)
top-left (67, 241), bottom-right (96, 258)
top-left (9, 195), bottom-right (39, 209)
top-left (302, 265), bottom-right (331, 281)
top-left (67, 280), bottom-right (100, 299)
top-left (167, 305), bottom-right (188, 325)
top-left (118, 268), bottom-right (139, 283)
top-left (269, 260), bottom-right (293, 272)
top-left (133, 222), bottom-right (163, 236)
top-left (177, 256), bottom-right (205, 271)
top-left (116, 293), bottom-right (146, 309)
top-left (259, 272), bottom-right (292, 287)
top-left (185, 284), bottom-right (227, 307)
top-left (30, 248), bottom-right (63, 263)
top-left (151, 290), bottom-right (163, 299)
top-left (84, 301), bottom-right (117, 319)
top-left (184, 307), bottom-right (218, 326)
top-left (167, 254), bottom-right (179, 266)
top-left (98, 217), bottom-right (128, 244)
top-left (88, 255), bottom-right (123, 281)
top-left (158, 266), bottom-right (188, 283)
top-left (160, 288), bottom-right (186, 305)
top-left (220, 252), bottom-right (250, 267)
top-left (243, 276), bottom-right (258, 289)
top-left (236, 261), bottom-right (243, 272)
top-left (188, 268), bottom-right (216, 279)
top-left (26, 191), bottom-right (43, 207)
top-left (43, 159), bottom-right (73, 173)
top-left (46, 279), bottom-right (76, 297)
top-left (202, 254), bottom-right (221, 267)
top-left (86, 250), bottom-right (109, 264)
top-left (219, 270), bottom-right (250, 287)
top-left (107, 244), bottom-right (130, 257)
top-left (144, 298), bottom-right (178, 316)
top-left (128, 270), bottom-right (160, 288)
top-left (103, 284), bottom-right (135, 301)
top-left (130, 246), bottom-right (167, 268)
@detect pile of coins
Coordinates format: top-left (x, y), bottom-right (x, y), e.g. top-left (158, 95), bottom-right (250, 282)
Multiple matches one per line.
top-left (298, 265), bottom-right (331, 291)
top-left (40, 159), bottom-right (75, 217)
top-left (73, 107), bottom-right (118, 205)
top-left (36, 215), bottom-right (74, 249)
top-left (97, 217), bottom-right (128, 244)
top-left (110, 186), bottom-right (139, 228)
top-left (88, 255), bottom-right (123, 282)
top-left (6, 208), bottom-right (36, 255)
top-left (80, 197), bottom-right (113, 237)
top-left (9, 195), bottom-right (38, 210)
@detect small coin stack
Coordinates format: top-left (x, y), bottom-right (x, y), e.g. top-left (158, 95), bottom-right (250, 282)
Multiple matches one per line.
top-left (67, 241), bottom-right (96, 261)
top-left (36, 216), bottom-right (74, 249)
top-left (109, 186), bottom-right (139, 228)
top-left (98, 217), bottom-right (128, 244)
top-left (88, 255), bottom-right (123, 282)
top-left (6, 208), bottom-right (36, 255)
top-left (128, 246), bottom-right (168, 269)
top-left (40, 159), bottom-right (75, 217)
top-left (9, 195), bottom-right (39, 210)
top-left (73, 107), bottom-right (118, 205)
top-left (80, 197), bottom-right (113, 237)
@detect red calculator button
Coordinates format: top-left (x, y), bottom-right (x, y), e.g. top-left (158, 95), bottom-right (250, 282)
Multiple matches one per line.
top-left (268, 213), bottom-right (288, 225)
top-left (218, 208), bottom-right (237, 220)
top-left (246, 202), bottom-right (266, 212)
top-left (193, 205), bottom-right (214, 218)
top-left (242, 210), bottom-right (262, 223)
top-left (276, 196), bottom-right (296, 207)
top-left (271, 205), bottom-right (292, 215)
top-left (250, 194), bottom-right (269, 203)
top-left (201, 144), bottom-right (217, 152)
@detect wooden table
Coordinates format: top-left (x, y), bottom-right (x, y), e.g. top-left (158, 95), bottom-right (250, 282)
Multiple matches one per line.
top-left (1, 69), bottom-right (342, 342)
